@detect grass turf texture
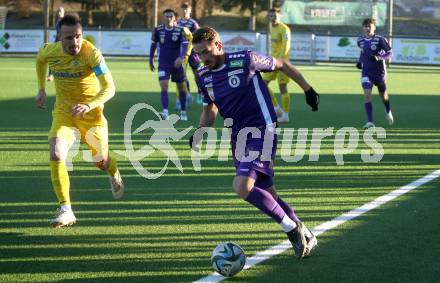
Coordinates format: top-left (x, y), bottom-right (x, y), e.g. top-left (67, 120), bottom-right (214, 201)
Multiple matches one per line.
top-left (0, 58), bottom-right (439, 282)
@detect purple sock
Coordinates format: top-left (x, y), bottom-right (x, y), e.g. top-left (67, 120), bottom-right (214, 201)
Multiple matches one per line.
top-left (245, 187), bottom-right (286, 223)
top-left (160, 90), bottom-right (169, 110)
top-left (276, 197), bottom-right (300, 222)
top-left (179, 89), bottom-right (186, 111)
top-left (364, 102), bottom-right (373, 123)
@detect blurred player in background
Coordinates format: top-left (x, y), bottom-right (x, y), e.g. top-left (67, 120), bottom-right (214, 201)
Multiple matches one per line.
top-left (47, 6), bottom-right (65, 81)
top-left (190, 27), bottom-right (319, 259)
top-left (262, 8), bottom-right (292, 123)
top-left (35, 13), bottom-right (124, 228)
top-left (356, 18), bottom-right (394, 129)
top-left (150, 9), bottom-right (189, 120)
top-left (176, 2), bottom-right (203, 108)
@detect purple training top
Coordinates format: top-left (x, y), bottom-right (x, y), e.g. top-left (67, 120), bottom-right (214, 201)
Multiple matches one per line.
top-left (198, 50), bottom-right (278, 133)
top-left (177, 18), bottom-right (199, 33)
top-left (357, 35), bottom-right (392, 76)
top-left (151, 25), bottom-right (188, 68)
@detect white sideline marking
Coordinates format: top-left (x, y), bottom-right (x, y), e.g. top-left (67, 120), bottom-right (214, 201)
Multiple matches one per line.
top-left (194, 169), bottom-right (440, 283)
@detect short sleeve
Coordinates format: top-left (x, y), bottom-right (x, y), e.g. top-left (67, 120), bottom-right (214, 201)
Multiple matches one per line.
top-left (202, 85), bottom-right (213, 105)
top-left (248, 51), bottom-right (276, 73)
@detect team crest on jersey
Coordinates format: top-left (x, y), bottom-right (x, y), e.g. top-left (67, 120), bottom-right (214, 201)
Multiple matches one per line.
top-left (228, 75), bottom-right (240, 88)
top-left (172, 35), bottom-right (178, 41)
top-left (203, 75), bottom-right (213, 83)
top-left (72, 58), bottom-right (80, 67)
top-left (160, 34), bottom-right (165, 44)
top-left (371, 44), bottom-right (377, 51)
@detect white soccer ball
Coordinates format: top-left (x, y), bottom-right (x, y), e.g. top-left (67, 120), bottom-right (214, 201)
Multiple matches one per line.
top-left (211, 242), bottom-right (246, 277)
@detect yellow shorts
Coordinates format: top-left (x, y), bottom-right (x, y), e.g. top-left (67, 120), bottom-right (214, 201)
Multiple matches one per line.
top-left (48, 108), bottom-right (108, 161)
top-left (262, 70), bottom-right (290, 85)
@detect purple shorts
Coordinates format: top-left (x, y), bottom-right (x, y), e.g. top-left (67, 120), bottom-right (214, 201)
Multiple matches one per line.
top-left (158, 65), bottom-right (185, 83)
top-left (361, 73), bottom-right (387, 92)
top-left (231, 128), bottom-right (277, 189)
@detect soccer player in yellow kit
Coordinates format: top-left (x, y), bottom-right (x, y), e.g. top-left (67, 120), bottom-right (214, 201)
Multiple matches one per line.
top-left (263, 8), bottom-right (292, 123)
top-left (35, 13), bottom-right (124, 228)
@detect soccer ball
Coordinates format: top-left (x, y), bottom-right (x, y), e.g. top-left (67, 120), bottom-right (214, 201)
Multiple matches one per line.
top-left (211, 242), bottom-right (246, 277)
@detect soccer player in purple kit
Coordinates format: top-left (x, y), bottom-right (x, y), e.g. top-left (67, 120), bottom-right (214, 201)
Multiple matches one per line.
top-left (356, 18), bottom-right (394, 129)
top-left (149, 9), bottom-right (189, 121)
top-left (190, 27), bottom-right (319, 259)
top-left (177, 2), bottom-right (204, 106)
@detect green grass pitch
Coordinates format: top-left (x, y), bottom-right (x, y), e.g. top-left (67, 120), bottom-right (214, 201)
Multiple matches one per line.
top-left (0, 57), bottom-right (439, 282)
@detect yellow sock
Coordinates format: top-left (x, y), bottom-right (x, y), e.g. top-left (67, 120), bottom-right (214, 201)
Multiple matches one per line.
top-left (268, 87), bottom-right (279, 107)
top-left (281, 92), bottom-right (290, 113)
top-left (106, 155), bottom-right (118, 176)
top-left (50, 160), bottom-right (70, 205)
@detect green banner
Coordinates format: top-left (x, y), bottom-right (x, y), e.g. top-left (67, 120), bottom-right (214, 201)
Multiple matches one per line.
top-left (281, 1), bottom-right (387, 26)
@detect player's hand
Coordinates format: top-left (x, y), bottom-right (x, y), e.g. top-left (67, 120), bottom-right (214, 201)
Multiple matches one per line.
top-left (71, 104), bottom-right (91, 117)
top-left (149, 61), bottom-right (155, 72)
top-left (356, 62), bottom-right (362, 69)
top-left (304, 87), bottom-right (319, 112)
top-left (370, 55), bottom-right (379, 62)
top-left (174, 57), bottom-right (183, 68)
top-left (35, 90), bottom-right (47, 109)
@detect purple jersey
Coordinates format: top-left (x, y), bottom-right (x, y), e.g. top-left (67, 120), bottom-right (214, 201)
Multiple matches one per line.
top-left (177, 18), bottom-right (199, 33)
top-left (151, 25), bottom-right (188, 68)
top-left (357, 35), bottom-right (392, 76)
top-left (198, 50), bottom-right (277, 133)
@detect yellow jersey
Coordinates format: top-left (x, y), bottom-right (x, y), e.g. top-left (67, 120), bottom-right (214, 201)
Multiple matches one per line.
top-left (182, 27), bottom-right (193, 58)
top-left (270, 22), bottom-right (291, 59)
top-left (36, 40), bottom-right (112, 113)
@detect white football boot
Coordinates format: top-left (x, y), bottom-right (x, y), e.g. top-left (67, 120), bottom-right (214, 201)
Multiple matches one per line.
top-left (180, 110), bottom-right (188, 121)
top-left (278, 112), bottom-right (290, 123)
top-left (274, 106), bottom-right (283, 118)
top-left (50, 209), bottom-right (76, 228)
top-left (303, 225), bottom-right (318, 258)
top-left (109, 169), bottom-right (124, 199)
top-left (161, 109), bottom-right (169, 120)
top-left (363, 121), bottom-right (375, 129)
top-left (386, 111), bottom-right (394, 125)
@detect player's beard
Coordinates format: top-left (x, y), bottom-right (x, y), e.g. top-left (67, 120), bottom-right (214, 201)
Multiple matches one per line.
top-left (69, 45), bottom-right (80, 55)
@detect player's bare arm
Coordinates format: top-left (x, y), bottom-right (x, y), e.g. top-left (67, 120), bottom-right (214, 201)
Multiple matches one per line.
top-left (274, 58), bottom-right (319, 111)
top-left (274, 58), bottom-right (310, 91)
top-left (198, 103), bottom-right (218, 128)
top-left (35, 54), bottom-right (48, 109)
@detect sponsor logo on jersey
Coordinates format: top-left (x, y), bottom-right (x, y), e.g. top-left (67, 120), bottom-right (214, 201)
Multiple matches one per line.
top-left (251, 53), bottom-right (272, 67)
top-left (227, 69), bottom-right (244, 76)
top-left (230, 60), bottom-right (244, 68)
top-left (228, 54), bottom-right (245, 59)
top-left (52, 71), bottom-right (83, 78)
top-left (203, 75), bottom-right (213, 83)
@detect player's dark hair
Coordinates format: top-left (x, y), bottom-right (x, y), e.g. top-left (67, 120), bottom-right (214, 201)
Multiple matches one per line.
top-left (362, 18), bottom-right (376, 26)
top-left (181, 2), bottom-right (191, 9)
top-left (192, 26), bottom-right (219, 44)
top-left (163, 9), bottom-right (177, 16)
top-left (58, 13), bottom-right (81, 27)
top-left (269, 8), bottom-right (280, 14)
